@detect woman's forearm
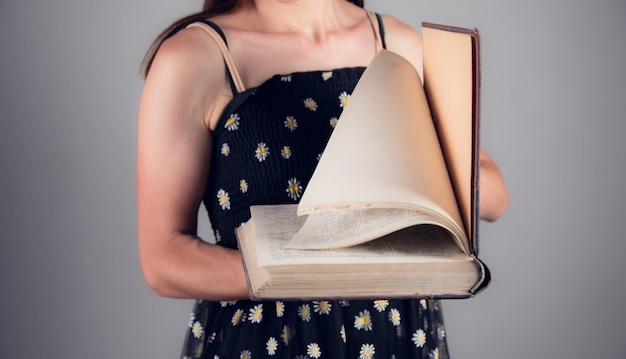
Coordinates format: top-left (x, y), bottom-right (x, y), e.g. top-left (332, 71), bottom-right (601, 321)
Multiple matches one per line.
top-left (139, 233), bottom-right (250, 301)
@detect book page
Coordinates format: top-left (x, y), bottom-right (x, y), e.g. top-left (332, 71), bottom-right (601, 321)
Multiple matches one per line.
top-left (297, 50), bottom-right (465, 240)
top-left (284, 207), bottom-right (467, 254)
top-left (248, 205), bottom-right (469, 268)
top-left (285, 207), bottom-right (430, 249)
top-left (422, 24), bottom-right (479, 245)
top-left (249, 205), bottom-right (332, 268)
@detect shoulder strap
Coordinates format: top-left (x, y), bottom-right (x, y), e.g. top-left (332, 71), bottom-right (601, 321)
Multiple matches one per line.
top-left (189, 14), bottom-right (386, 92)
top-left (186, 21), bottom-right (246, 93)
top-left (366, 11), bottom-right (387, 52)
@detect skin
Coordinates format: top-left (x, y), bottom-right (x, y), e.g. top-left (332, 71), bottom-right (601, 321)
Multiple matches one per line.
top-left (137, 0), bottom-right (509, 300)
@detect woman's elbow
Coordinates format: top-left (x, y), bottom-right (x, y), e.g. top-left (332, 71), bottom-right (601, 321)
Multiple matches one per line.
top-left (139, 254), bottom-right (171, 297)
top-left (137, 239), bottom-right (181, 298)
top-left (479, 180), bottom-right (510, 222)
top-left (478, 150), bottom-right (510, 222)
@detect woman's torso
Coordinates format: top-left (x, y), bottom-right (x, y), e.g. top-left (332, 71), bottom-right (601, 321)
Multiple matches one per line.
top-left (180, 10), bottom-right (449, 359)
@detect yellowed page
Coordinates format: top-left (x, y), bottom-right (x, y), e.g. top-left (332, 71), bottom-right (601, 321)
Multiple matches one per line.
top-left (285, 207), bottom-right (468, 254)
top-left (285, 208), bottom-right (436, 249)
top-left (297, 50), bottom-right (465, 240)
top-left (247, 205), bottom-right (469, 268)
top-left (422, 25), bottom-right (478, 240)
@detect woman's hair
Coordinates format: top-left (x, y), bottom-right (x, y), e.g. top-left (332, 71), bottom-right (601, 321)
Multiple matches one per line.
top-left (141, 0), bottom-right (364, 77)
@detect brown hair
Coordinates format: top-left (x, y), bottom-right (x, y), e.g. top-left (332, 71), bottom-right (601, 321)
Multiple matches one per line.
top-left (141, 0), bottom-right (365, 77)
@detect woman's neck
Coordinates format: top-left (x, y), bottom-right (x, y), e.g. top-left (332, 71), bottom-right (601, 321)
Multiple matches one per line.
top-left (212, 0), bottom-right (372, 88)
top-left (242, 0), bottom-right (357, 42)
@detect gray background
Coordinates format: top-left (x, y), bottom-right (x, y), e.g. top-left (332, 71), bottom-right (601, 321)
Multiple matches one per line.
top-left (1, 0), bottom-right (625, 358)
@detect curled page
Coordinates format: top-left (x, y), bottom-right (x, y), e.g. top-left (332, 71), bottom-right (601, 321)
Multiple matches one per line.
top-left (296, 50), bottom-right (465, 243)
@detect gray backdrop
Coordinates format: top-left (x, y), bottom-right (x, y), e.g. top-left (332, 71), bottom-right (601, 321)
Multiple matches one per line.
top-left (1, 0), bottom-right (625, 358)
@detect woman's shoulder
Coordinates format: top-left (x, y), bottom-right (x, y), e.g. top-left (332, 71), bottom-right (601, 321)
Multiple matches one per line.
top-left (377, 14), bottom-right (424, 77)
top-left (150, 24), bottom-right (230, 94)
top-left (153, 24), bottom-right (226, 76)
top-left (145, 24), bottom-right (233, 130)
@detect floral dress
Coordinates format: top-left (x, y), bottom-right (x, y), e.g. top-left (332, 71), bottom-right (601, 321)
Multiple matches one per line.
top-left (180, 16), bottom-right (450, 359)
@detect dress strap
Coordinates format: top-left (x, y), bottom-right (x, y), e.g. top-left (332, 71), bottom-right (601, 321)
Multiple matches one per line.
top-left (366, 10), bottom-right (387, 52)
top-left (186, 21), bottom-right (246, 94)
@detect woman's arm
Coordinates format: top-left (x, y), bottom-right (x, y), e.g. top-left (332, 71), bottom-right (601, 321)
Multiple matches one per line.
top-left (136, 27), bottom-right (249, 300)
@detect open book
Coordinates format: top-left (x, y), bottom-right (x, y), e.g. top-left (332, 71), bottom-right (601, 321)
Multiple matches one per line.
top-left (236, 23), bottom-right (485, 300)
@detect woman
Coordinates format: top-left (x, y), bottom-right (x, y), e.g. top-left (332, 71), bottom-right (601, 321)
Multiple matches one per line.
top-left (137, 0), bottom-right (509, 358)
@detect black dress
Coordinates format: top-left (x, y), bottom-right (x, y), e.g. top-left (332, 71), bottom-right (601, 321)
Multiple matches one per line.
top-left (180, 15), bottom-right (450, 359)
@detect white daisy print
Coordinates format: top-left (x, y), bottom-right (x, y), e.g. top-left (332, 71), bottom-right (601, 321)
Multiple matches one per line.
top-left (195, 343), bottom-right (204, 357)
top-left (255, 142), bottom-right (270, 162)
top-left (240, 179), bottom-right (248, 193)
top-left (322, 71), bottom-right (333, 81)
top-left (276, 301), bottom-right (285, 317)
top-left (216, 189), bottom-right (230, 210)
top-left (225, 113), bottom-right (240, 131)
top-left (231, 309), bottom-right (244, 326)
top-left (281, 75), bottom-right (292, 82)
top-left (188, 313), bottom-right (195, 328)
top-left (221, 143), bottom-right (230, 156)
top-left (286, 177), bottom-right (302, 201)
top-left (248, 304), bottom-right (263, 324)
top-left (430, 348), bottom-right (440, 359)
top-left (220, 301), bottom-right (237, 307)
top-left (313, 301), bottom-right (332, 315)
top-left (397, 325), bottom-right (405, 338)
top-left (354, 310), bottom-right (373, 331)
top-left (303, 98), bottom-right (318, 111)
top-left (214, 230), bottom-right (221, 242)
top-left (338, 91), bottom-right (350, 107)
top-left (373, 300), bottom-right (389, 312)
top-left (284, 116), bottom-right (298, 131)
top-left (281, 146), bottom-right (292, 159)
top-left (359, 343), bottom-right (375, 359)
top-left (412, 329), bottom-right (426, 348)
top-left (420, 299), bottom-right (427, 310)
top-left (340, 325), bottom-right (347, 343)
top-left (340, 301), bottom-right (350, 307)
top-left (437, 326), bottom-right (446, 340)
top-left (280, 325), bottom-right (293, 345)
top-left (388, 308), bottom-right (401, 326)
top-left (329, 117), bottom-right (338, 128)
top-left (298, 304), bottom-right (311, 322)
top-left (208, 332), bottom-right (216, 343)
top-left (240, 350), bottom-right (252, 359)
top-left (191, 321), bottom-right (204, 339)
top-left (307, 343), bottom-right (321, 358)
top-left (266, 337), bottom-right (278, 355)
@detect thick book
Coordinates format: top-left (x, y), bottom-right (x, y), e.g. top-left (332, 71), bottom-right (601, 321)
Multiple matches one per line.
top-left (236, 23), bottom-right (485, 300)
